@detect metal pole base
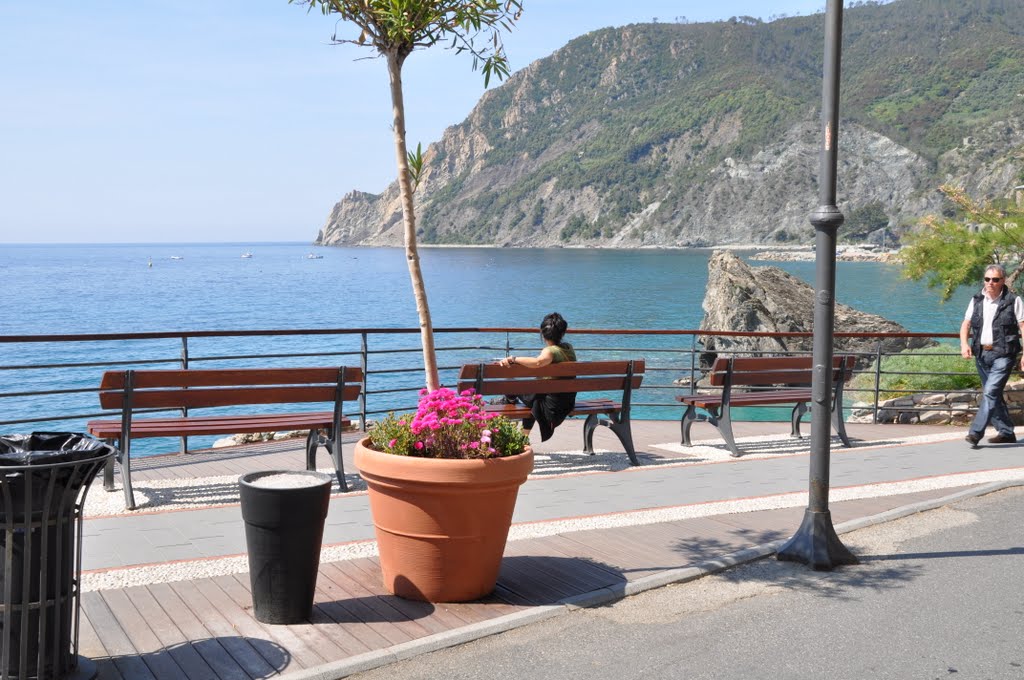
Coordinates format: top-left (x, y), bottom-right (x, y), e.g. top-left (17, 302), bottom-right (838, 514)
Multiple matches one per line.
top-left (776, 509), bottom-right (858, 570)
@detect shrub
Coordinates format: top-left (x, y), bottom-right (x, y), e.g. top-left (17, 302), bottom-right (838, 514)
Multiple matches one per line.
top-left (367, 388), bottom-right (530, 459)
top-left (849, 344), bottom-right (980, 400)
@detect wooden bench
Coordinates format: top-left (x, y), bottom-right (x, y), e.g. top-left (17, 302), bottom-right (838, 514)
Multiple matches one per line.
top-left (676, 355), bottom-right (854, 458)
top-left (456, 360), bottom-right (645, 465)
top-left (87, 366), bottom-right (362, 510)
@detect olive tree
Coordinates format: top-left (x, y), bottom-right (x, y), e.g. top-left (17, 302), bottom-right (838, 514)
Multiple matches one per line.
top-left (900, 184), bottom-right (1024, 300)
top-left (293, 0), bottom-right (523, 390)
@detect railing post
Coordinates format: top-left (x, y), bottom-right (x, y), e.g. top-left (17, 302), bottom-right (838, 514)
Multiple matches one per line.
top-left (872, 340), bottom-right (883, 425)
top-left (180, 336), bottom-right (189, 454)
top-left (505, 332), bottom-right (512, 358)
top-left (689, 334), bottom-right (697, 393)
top-left (360, 332), bottom-right (368, 432)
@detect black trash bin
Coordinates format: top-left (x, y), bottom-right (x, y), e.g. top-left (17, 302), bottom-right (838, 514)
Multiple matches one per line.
top-left (239, 470), bottom-right (333, 625)
top-left (0, 432), bottom-right (115, 680)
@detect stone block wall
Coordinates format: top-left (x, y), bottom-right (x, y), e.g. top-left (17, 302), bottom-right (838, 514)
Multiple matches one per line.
top-left (848, 380), bottom-right (1024, 426)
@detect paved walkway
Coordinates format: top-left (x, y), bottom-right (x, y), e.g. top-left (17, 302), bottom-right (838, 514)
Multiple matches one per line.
top-left (75, 421), bottom-right (1024, 679)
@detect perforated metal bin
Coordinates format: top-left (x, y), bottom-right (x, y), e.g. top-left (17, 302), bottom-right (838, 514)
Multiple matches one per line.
top-left (0, 433), bottom-right (115, 680)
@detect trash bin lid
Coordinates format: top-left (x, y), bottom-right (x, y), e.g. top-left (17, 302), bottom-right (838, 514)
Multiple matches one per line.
top-left (0, 432), bottom-right (116, 466)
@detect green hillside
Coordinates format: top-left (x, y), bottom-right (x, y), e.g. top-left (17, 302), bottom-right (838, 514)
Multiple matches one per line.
top-left (320, 0), bottom-right (1024, 248)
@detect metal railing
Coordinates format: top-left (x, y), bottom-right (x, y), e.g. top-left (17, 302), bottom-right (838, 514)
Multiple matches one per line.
top-left (0, 326), bottom-right (988, 454)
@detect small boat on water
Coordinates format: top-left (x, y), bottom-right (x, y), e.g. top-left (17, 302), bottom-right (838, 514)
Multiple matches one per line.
top-left (306, 253), bottom-right (324, 259)
top-left (241, 252), bottom-right (253, 259)
top-left (170, 256), bottom-right (184, 260)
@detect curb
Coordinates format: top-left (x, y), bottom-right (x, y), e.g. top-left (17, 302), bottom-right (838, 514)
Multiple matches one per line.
top-left (283, 480), bottom-right (1023, 680)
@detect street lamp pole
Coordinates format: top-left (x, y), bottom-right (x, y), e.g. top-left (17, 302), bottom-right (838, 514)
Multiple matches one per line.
top-left (776, 0), bottom-right (857, 570)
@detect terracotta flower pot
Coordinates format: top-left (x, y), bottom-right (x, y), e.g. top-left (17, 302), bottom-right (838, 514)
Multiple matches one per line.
top-left (354, 437), bottom-right (533, 602)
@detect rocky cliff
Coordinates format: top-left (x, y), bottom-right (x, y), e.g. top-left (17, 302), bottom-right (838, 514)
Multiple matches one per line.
top-left (698, 251), bottom-right (934, 366)
top-left (317, 0), bottom-right (1024, 248)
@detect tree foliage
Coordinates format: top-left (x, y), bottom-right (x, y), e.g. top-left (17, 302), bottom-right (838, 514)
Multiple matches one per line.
top-left (900, 185), bottom-right (1024, 301)
top-left (293, 0), bottom-right (523, 390)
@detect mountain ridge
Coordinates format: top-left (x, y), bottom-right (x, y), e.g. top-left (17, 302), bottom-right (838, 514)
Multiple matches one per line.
top-left (316, 0), bottom-right (1024, 248)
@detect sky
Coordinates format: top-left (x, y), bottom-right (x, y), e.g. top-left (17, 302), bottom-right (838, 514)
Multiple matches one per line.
top-left (0, 1), bottom-right (831, 244)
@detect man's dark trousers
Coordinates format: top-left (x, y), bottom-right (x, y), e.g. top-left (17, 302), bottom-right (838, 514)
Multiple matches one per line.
top-left (970, 349), bottom-right (1015, 438)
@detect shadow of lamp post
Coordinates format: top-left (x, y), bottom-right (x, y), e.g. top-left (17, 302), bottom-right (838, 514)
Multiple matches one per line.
top-left (776, 0), bottom-right (858, 571)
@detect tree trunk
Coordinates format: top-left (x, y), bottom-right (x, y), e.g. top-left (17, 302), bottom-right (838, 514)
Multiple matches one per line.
top-left (386, 50), bottom-right (440, 392)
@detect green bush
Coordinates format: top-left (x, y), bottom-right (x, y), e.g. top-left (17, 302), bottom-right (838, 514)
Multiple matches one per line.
top-left (850, 344), bottom-right (980, 400)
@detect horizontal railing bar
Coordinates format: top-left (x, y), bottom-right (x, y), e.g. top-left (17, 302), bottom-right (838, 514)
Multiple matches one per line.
top-left (0, 387), bottom-right (98, 399)
top-left (188, 350), bottom-right (360, 363)
top-left (0, 327), bottom-right (960, 344)
top-left (365, 387), bottom-right (424, 397)
top-left (0, 407), bottom-right (167, 427)
top-left (0, 357), bottom-right (181, 372)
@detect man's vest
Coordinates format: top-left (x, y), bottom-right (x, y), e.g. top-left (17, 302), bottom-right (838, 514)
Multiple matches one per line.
top-left (970, 287), bottom-right (1022, 358)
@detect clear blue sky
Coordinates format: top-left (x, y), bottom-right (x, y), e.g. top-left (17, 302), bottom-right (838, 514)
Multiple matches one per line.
top-left (0, 1), bottom-right (829, 244)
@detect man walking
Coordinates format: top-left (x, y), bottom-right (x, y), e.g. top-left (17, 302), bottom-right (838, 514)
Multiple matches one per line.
top-left (960, 264), bottom-right (1024, 447)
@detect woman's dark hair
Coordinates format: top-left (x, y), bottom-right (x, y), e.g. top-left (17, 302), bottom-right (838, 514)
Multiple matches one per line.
top-left (540, 312), bottom-right (568, 345)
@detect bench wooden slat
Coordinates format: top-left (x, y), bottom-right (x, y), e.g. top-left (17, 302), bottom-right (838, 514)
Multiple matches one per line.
top-left (679, 389), bottom-right (813, 409)
top-left (456, 360), bottom-right (645, 383)
top-left (87, 411), bottom-right (349, 439)
top-left (99, 367), bottom-right (360, 390)
top-left (480, 398), bottom-right (621, 420)
top-left (708, 356), bottom-right (852, 387)
top-left (465, 375), bottom-right (643, 397)
top-left (99, 384), bottom-right (361, 410)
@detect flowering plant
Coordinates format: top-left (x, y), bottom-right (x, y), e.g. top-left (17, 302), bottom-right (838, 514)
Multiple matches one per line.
top-left (368, 388), bottom-right (530, 459)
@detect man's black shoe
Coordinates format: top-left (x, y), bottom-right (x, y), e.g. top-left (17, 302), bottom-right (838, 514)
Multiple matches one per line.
top-left (988, 433), bottom-right (1017, 444)
top-left (965, 433), bottom-right (981, 448)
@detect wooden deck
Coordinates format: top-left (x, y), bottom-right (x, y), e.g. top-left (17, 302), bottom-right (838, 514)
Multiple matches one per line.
top-left (78, 486), bottom-right (971, 678)
top-left (70, 418), bottom-right (983, 678)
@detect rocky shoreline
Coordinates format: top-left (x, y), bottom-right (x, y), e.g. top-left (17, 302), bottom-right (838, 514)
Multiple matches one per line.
top-left (747, 246), bottom-right (901, 263)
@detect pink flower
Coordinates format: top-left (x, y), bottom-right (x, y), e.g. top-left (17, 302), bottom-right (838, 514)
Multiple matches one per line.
top-left (388, 439), bottom-right (397, 448)
top-left (414, 441), bottom-right (424, 450)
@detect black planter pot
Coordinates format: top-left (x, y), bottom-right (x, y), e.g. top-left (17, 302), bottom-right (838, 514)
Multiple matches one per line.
top-left (239, 470), bottom-right (333, 625)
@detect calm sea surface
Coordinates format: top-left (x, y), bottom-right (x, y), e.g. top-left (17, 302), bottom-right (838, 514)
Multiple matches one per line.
top-left (1, 243), bottom-right (973, 453)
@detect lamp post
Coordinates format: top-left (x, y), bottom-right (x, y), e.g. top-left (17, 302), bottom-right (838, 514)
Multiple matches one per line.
top-left (776, 0), bottom-right (857, 570)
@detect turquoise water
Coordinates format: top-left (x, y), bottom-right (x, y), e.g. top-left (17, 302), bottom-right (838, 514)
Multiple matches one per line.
top-left (0, 243), bottom-right (972, 333)
top-left (0, 243), bottom-right (973, 452)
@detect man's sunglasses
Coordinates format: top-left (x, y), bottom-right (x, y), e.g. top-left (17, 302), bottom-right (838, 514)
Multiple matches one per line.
top-left (985, 277), bottom-right (1002, 282)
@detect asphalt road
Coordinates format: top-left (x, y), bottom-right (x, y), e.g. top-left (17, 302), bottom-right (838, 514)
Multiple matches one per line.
top-left (351, 486), bottom-right (1024, 680)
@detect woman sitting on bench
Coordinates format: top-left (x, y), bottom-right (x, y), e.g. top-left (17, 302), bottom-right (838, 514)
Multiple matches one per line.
top-left (498, 312), bottom-right (577, 441)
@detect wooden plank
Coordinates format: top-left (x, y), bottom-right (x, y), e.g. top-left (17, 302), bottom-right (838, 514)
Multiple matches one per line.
top-left (504, 538), bottom-right (622, 595)
top-left (360, 557), bottom-right (516, 625)
top-left (101, 367), bottom-right (361, 389)
top-left (464, 375), bottom-right (643, 397)
top-left (165, 580), bottom-right (289, 677)
top-left (79, 608), bottom-right (126, 680)
top-left (88, 412), bottom-right (347, 439)
top-left (316, 563), bottom-right (418, 647)
top-left (512, 535), bottom-right (627, 589)
top-left (189, 577), bottom-right (325, 671)
top-left (100, 589), bottom-right (191, 679)
top-left (315, 563), bottom-right (439, 639)
top-left (457, 360), bottom-right (644, 382)
top-left (309, 561), bottom-right (409, 647)
top-left (495, 557), bottom-right (578, 604)
top-left (334, 559), bottom-right (455, 635)
top-left (146, 583), bottom-right (258, 680)
top-left (80, 591), bottom-right (157, 680)
top-left (216, 574), bottom-right (351, 663)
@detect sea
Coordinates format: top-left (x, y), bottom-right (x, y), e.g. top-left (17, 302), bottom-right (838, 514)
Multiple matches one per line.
top-left (0, 242), bottom-right (974, 455)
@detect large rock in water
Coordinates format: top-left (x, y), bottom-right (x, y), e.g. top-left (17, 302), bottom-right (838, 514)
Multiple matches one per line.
top-left (698, 251), bottom-right (934, 367)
